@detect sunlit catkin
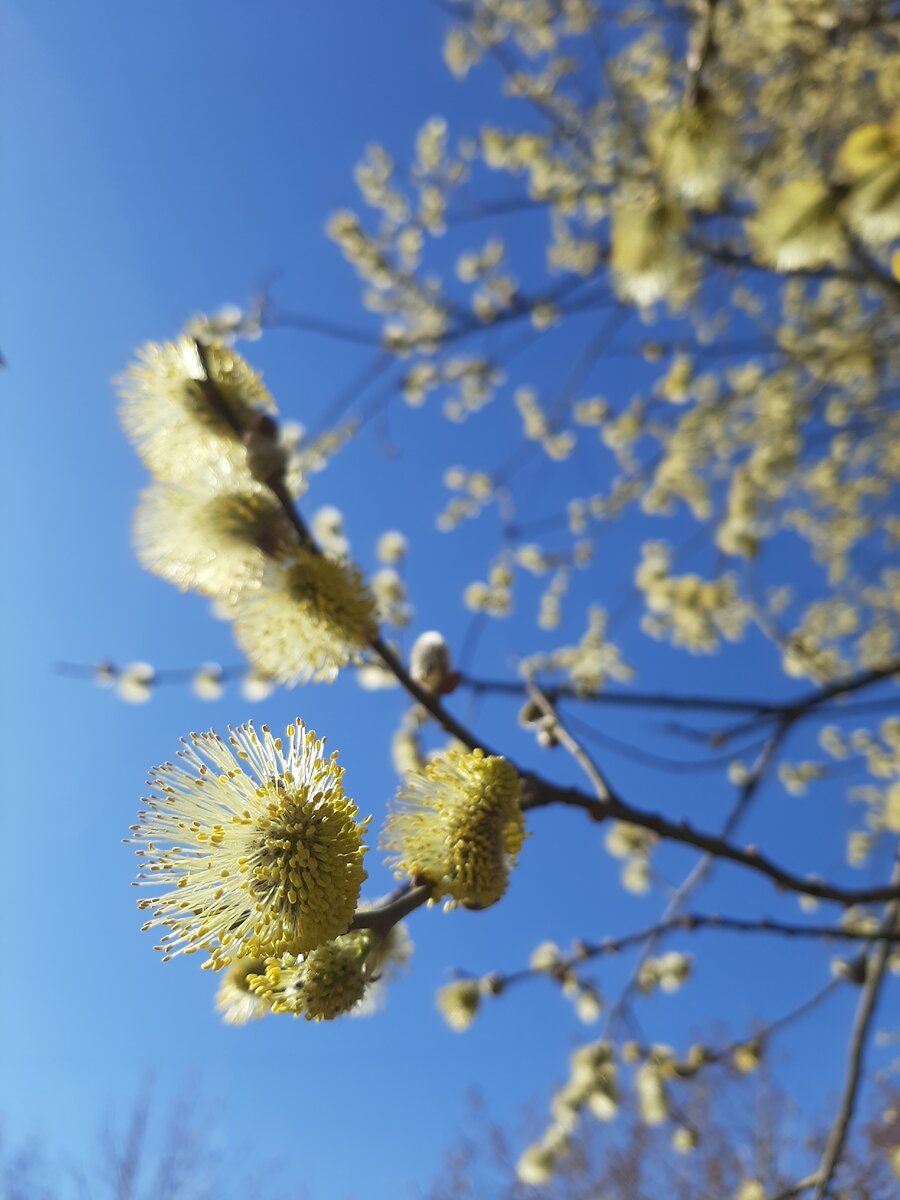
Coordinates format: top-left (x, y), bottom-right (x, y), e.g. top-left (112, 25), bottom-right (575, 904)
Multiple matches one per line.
top-left (383, 748), bottom-right (525, 909)
top-left (129, 720), bottom-right (369, 968)
top-left (117, 337), bottom-right (276, 484)
top-left (134, 483), bottom-right (299, 602)
top-left (232, 551), bottom-right (378, 685)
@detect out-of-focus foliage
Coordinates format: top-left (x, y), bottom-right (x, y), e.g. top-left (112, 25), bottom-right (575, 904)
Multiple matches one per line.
top-left (325, 0), bottom-right (900, 691)
top-left (421, 1074), bottom-right (900, 1199)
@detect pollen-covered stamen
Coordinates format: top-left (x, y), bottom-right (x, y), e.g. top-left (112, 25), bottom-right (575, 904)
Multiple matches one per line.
top-left (215, 956), bottom-right (269, 1025)
top-left (250, 932), bottom-right (371, 1022)
top-left (232, 552), bottom-right (378, 686)
top-left (128, 720), bottom-right (369, 968)
top-left (382, 748), bottom-right (526, 910)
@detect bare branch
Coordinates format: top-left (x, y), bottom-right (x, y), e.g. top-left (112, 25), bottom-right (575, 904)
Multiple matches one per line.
top-left (489, 912), bottom-right (900, 993)
top-left (521, 772), bottom-right (900, 908)
top-left (525, 678), bottom-right (615, 804)
top-left (811, 856), bottom-right (900, 1200)
top-left (458, 658), bottom-right (900, 726)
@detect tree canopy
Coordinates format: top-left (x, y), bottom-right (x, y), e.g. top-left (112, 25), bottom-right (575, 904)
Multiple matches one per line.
top-left (66, 2), bottom-right (900, 1196)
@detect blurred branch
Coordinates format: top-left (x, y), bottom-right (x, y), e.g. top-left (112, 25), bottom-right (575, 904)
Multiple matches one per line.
top-left (458, 657), bottom-right (899, 731)
top-left (521, 773), bottom-right (900, 908)
top-left (486, 913), bottom-right (900, 993)
top-left (604, 724), bottom-right (791, 1033)
top-left (525, 677), bottom-right (615, 803)
top-left (810, 855), bottom-right (900, 1200)
top-left (684, 0), bottom-right (720, 106)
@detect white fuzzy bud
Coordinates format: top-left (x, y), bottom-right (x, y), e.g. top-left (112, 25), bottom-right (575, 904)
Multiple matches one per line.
top-left (192, 662), bottom-right (224, 700)
top-left (117, 662), bottom-right (155, 704)
top-left (410, 630), bottom-right (456, 694)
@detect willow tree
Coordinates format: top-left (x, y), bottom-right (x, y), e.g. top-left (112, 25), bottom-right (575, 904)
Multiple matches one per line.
top-left (80, 2), bottom-right (900, 1196)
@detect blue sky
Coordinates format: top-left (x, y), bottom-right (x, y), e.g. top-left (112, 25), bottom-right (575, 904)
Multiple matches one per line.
top-left (2, 2), bottom-right (897, 1196)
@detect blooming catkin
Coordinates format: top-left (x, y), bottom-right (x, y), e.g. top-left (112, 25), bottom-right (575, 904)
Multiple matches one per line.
top-left (252, 937), bottom-right (371, 1022)
top-left (133, 483), bottom-right (299, 601)
top-left (382, 748), bottom-right (525, 909)
top-left (436, 979), bottom-right (481, 1031)
top-left (117, 337), bottom-right (276, 484)
top-left (129, 720), bottom-right (369, 968)
top-left (232, 551), bottom-right (378, 685)
top-left (248, 922), bottom-right (412, 1022)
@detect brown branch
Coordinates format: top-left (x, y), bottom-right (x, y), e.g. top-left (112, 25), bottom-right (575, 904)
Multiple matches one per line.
top-left (715, 659), bottom-right (900, 743)
top-left (811, 856), bottom-right (900, 1200)
top-left (566, 710), bottom-right (769, 775)
top-left (604, 726), bottom-right (790, 1032)
top-left (350, 884), bottom-right (433, 935)
top-left (264, 306), bottom-right (383, 346)
top-left (462, 672), bottom-right (778, 712)
top-left (520, 772), bottom-right (900, 907)
top-left (368, 636), bottom-right (491, 756)
top-left (684, 0), bottom-right (720, 107)
top-left (720, 977), bottom-right (843, 1060)
top-left (458, 658), bottom-right (899, 724)
top-left (489, 913), bottom-right (900, 992)
top-left (766, 1175), bottom-right (821, 1200)
top-left (525, 678), bottom-right (615, 803)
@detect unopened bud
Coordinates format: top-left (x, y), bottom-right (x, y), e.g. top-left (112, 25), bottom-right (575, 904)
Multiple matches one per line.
top-left (621, 1040), bottom-right (642, 1064)
top-left (530, 941), bottom-right (563, 973)
top-left (192, 662), bottom-right (225, 701)
top-left (117, 661), bottom-right (155, 704)
top-left (831, 954), bottom-right (868, 986)
top-left (537, 718), bottom-right (560, 748)
top-left (518, 699), bottom-right (544, 727)
top-left (732, 1039), bottom-right (762, 1073)
top-left (410, 630), bottom-right (456, 694)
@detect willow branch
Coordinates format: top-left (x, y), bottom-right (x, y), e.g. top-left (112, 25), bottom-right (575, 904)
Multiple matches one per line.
top-left (458, 657), bottom-right (899, 725)
top-left (521, 774), bottom-right (900, 907)
top-left (655, 977), bottom-right (842, 1068)
top-left (713, 659), bottom-right (900, 743)
top-left (810, 856), bottom-right (900, 1200)
top-left (566, 711), bottom-right (769, 775)
top-left (684, 0), bottom-right (720, 106)
top-left (487, 913), bottom-right (900, 992)
top-left (604, 724), bottom-right (792, 1031)
top-left (368, 636), bottom-right (491, 756)
top-left (350, 884), bottom-right (433, 935)
top-left (264, 306), bottom-right (383, 346)
top-left (525, 678), bottom-right (614, 803)
top-left (766, 1175), bottom-right (821, 1200)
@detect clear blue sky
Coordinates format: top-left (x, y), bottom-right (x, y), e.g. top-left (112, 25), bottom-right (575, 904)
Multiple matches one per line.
top-left (2, 3), bottom-right (896, 1196)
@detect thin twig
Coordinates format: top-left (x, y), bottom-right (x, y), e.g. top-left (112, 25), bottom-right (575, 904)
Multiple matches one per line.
top-left (525, 678), bottom-right (614, 803)
top-left (520, 772), bottom-right (900, 907)
top-left (684, 0), bottom-right (720, 106)
top-left (810, 855), bottom-right (900, 1200)
top-left (350, 884), bottom-right (433, 934)
top-left (369, 636), bottom-right (490, 756)
top-left (766, 1172), bottom-right (822, 1200)
top-left (489, 913), bottom-right (900, 992)
top-left (458, 658), bottom-right (899, 724)
top-left (602, 722), bottom-right (799, 1031)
